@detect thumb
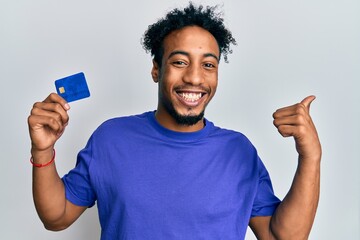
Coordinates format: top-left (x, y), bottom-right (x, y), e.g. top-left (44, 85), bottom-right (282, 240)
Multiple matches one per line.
top-left (300, 95), bottom-right (316, 111)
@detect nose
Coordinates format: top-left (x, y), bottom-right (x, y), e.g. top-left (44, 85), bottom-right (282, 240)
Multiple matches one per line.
top-left (182, 64), bottom-right (204, 85)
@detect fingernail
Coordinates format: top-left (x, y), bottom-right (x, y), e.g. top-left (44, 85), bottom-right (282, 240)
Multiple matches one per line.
top-left (65, 103), bottom-right (70, 110)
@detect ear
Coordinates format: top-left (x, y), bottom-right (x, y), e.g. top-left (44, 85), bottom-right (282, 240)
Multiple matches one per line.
top-left (151, 60), bottom-right (160, 83)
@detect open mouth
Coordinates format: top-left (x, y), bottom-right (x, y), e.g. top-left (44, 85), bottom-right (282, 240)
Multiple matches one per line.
top-left (179, 92), bottom-right (203, 102)
top-left (176, 90), bottom-right (206, 106)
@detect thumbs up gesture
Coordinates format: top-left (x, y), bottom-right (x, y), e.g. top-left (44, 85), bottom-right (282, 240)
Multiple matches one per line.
top-left (273, 96), bottom-right (322, 162)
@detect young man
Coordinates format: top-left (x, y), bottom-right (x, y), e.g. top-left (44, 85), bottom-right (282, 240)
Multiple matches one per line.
top-left (28, 3), bottom-right (321, 239)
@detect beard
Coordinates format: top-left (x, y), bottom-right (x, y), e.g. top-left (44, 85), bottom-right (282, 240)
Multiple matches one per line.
top-left (165, 101), bottom-right (205, 126)
top-left (157, 81), bottom-right (210, 126)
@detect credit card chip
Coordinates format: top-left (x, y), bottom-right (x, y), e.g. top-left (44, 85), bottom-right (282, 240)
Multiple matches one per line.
top-left (59, 87), bottom-right (65, 94)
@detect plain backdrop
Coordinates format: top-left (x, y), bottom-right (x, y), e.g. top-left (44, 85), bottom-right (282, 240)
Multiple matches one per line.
top-left (1, 0), bottom-right (359, 239)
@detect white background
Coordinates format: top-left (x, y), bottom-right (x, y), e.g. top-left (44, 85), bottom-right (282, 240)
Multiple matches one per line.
top-left (1, 0), bottom-right (359, 239)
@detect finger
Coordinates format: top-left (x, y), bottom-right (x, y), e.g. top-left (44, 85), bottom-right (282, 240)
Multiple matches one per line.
top-left (32, 101), bottom-right (69, 126)
top-left (276, 124), bottom-right (309, 139)
top-left (300, 95), bottom-right (316, 111)
top-left (273, 101), bottom-right (298, 113)
top-left (31, 105), bottom-right (68, 131)
top-left (28, 115), bottom-right (64, 151)
top-left (276, 124), bottom-right (295, 138)
top-left (273, 103), bottom-right (307, 119)
top-left (273, 114), bottom-right (306, 128)
top-left (44, 93), bottom-right (70, 111)
top-left (273, 96), bottom-right (316, 119)
top-left (28, 114), bottom-right (64, 134)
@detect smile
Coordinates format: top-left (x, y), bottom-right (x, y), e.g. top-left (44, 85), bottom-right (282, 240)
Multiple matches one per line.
top-left (176, 90), bottom-right (206, 107)
top-left (180, 92), bottom-right (202, 102)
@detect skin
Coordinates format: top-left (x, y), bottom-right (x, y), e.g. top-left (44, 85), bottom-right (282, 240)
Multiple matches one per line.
top-left (250, 95), bottom-right (321, 239)
top-left (28, 94), bottom-right (86, 230)
top-left (151, 26), bottom-right (220, 132)
top-left (28, 25), bottom-right (321, 238)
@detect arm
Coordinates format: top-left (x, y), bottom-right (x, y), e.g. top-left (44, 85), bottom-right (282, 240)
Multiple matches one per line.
top-left (28, 93), bottom-right (87, 230)
top-left (250, 96), bottom-right (322, 240)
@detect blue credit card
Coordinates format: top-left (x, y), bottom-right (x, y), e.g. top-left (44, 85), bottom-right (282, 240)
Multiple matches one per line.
top-left (55, 72), bottom-right (90, 102)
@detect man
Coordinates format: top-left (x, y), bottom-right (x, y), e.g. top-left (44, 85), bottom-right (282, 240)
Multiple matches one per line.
top-left (28, 3), bottom-right (321, 239)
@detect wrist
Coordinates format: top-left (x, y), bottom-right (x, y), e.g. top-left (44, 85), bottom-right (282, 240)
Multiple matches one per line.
top-left (297, 155), bottom-right (321, 175)
top-left (30, 148), bottom-right (55, 167)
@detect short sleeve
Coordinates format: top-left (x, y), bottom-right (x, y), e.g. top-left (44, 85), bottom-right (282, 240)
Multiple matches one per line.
top-left (62, 137), bottom-right (96, 207)
top-left (251, 158), bottom-right (281, 217)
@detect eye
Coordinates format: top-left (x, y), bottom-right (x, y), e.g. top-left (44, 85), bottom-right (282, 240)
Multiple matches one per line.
top-left (172, 60), bottom-right (187, 66)
top-left (203, 62), bottom-right (216, 69)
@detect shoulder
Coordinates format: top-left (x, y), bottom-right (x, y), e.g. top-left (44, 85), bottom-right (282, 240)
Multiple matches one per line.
top-left (92, 111), bottom-right (152, 139)
top-left (98, 112), bottom-right (150, 129)
top-left (208, 121), bottom-right (254, 147)
top-left (206, 121), bottom-right (261, 171)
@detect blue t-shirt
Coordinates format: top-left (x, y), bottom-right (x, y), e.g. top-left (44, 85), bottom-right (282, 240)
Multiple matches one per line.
top-left (62, 111), bottom-right (280, 239)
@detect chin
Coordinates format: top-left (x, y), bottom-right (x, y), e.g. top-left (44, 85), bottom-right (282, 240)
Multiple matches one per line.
top-left (172, 109), bottom-right (205, 126)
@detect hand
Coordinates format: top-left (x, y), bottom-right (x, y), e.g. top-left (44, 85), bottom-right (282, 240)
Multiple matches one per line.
top-left (273, 96), bottom-right (321, 162)
top-left (28, 93), bottom-right (70, 155)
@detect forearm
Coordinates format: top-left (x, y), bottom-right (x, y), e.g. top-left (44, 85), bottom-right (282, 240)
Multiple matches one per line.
top-left (29, 94), bottom-right (85, 230)
top-left (32, 149), bottom-right (67, 230)
top-left (270, 157), bottom-right (321, 239)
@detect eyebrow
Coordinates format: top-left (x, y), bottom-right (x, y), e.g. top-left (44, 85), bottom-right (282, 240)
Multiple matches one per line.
top-left (168, 50), bottom-right (219, 62)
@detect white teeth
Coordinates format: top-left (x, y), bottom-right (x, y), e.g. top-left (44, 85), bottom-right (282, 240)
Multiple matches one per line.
top-left (180, 92), bottom-right (202, 102)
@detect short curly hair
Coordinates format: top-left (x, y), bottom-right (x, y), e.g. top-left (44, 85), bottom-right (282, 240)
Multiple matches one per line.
top-left (142, 2), bottom-right (236, 66)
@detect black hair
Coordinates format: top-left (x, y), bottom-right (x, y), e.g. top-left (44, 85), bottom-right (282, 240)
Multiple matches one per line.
top-left (142, 2), bottom-right (237, 66)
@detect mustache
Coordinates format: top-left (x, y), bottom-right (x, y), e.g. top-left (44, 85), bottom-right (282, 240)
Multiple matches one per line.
top-left (173, 84), bottom-right (211, 94)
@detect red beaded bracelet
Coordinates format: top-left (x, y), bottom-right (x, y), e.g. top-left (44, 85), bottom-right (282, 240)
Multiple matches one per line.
top-left (30, 149), bottom-right (56, 168)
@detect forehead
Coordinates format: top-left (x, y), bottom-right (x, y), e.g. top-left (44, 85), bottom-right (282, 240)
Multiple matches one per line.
top-left (162, 26), bottom-right (220, 57)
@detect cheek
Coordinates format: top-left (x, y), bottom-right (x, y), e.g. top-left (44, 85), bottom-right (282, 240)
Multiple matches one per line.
top-left (159, 69), bottom-right (178, 92)
top-left (158, 77), bottom-right (173, 99)
top-left (208, 75), bottom-right (218, 94)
